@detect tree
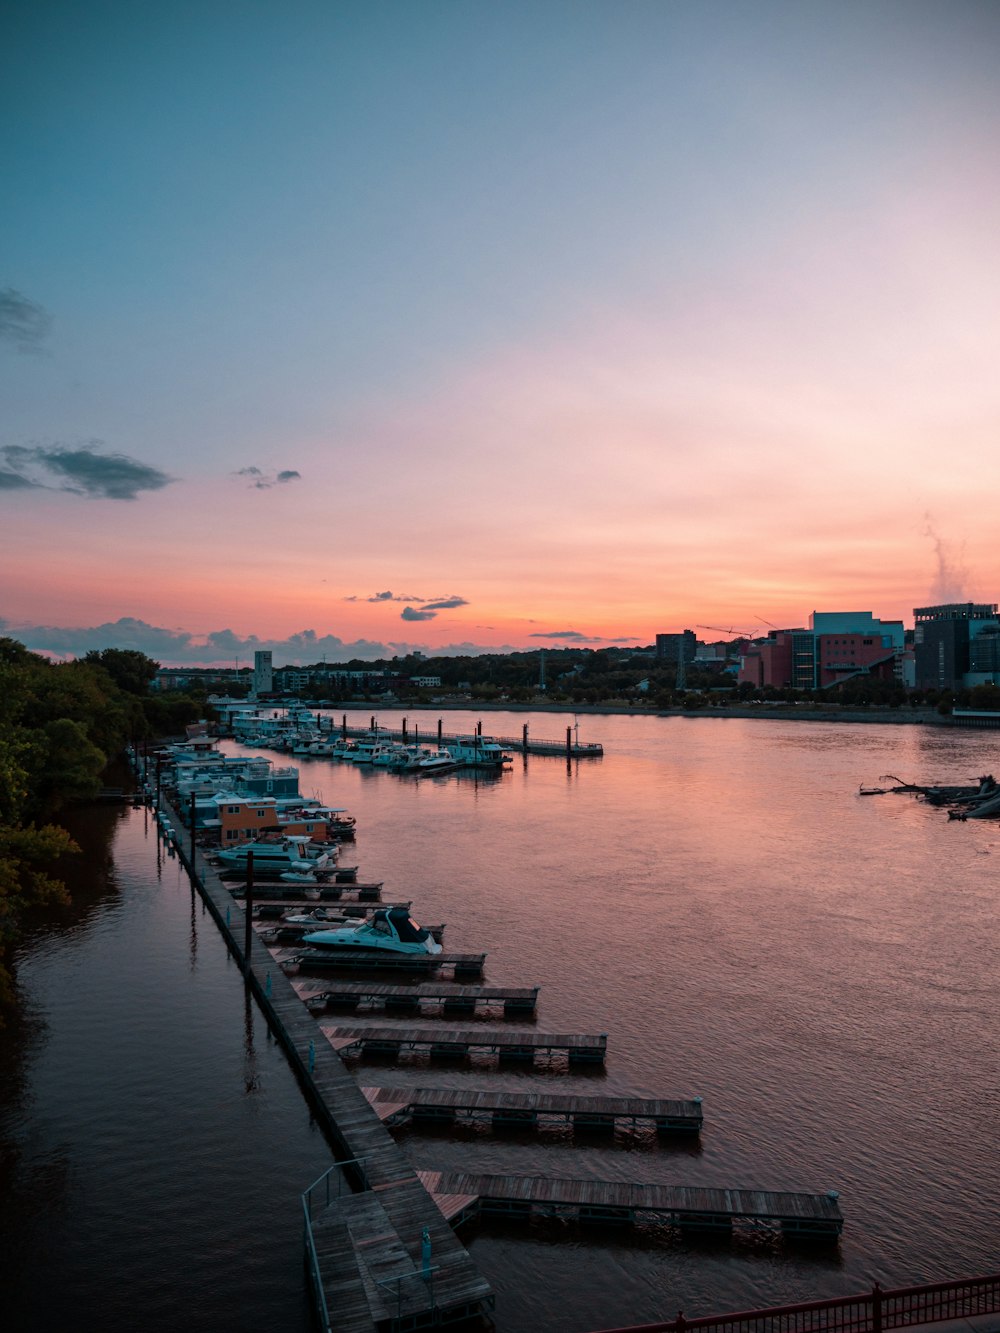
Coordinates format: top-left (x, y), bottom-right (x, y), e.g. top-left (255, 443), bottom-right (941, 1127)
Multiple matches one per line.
top-left (83, 648), bottom-right (158, 696)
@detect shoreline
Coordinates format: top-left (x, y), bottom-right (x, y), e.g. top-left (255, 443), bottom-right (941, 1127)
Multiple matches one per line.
top-left (324, 700), bottom-right (952, 726)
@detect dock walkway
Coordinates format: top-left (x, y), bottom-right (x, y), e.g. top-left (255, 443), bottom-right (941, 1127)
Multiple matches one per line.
top-left (326, 1023), bottom-right (607, 1064)
top-left (364, 1086), bottom-right (703, 1134)
top-left (153, 790), bottom-right (494, 1331)
top-left (418, 1170), bottom-right (843, 1237)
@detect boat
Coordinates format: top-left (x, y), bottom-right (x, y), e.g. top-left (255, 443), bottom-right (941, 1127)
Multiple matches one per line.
top-left (215, 835), bottom-right (335, 871)
top-left (282, 907), bottom-right (357, 926)
top-left (443, 735), bottom-right (510, 769)
top-left (416, 747), bottom-right (460, 775)
top-left (387, 744), bottom-right (459, 775)
top-left (302, 906), bottom-right (443, 956)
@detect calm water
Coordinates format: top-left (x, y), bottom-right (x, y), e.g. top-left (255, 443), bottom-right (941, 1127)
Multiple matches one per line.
top-left (3, 713), bottom-right (999, 1331)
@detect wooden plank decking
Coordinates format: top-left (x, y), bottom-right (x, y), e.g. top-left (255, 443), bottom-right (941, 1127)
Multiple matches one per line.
top-left (153, 789), bottom-right (494, 1331)
top-left (418, 1170), bottom-right (843, 1237)
top-left (294, 948), bottom-right (486, 979)
top-left (363, 1086), bottom-right (702, 1133)
top-left (325, 1023), bottom-right (607, 1064)
top-left (302, 981), bottom-right (539, 1017)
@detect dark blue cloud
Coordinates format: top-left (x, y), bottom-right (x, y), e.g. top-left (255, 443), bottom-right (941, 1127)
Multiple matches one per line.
top-left (0, 443), bottom-right (174, 499)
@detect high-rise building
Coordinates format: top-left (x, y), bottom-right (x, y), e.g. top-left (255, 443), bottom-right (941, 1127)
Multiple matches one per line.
top-left (252, 650), bottom-right (273, 695)
top-left (655, 631), bottom-right (697, 663)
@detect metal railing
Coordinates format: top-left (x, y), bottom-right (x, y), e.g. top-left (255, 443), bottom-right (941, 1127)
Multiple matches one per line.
top-left (301, 1159), bottom-right (371, 1333)
top-left (587, 1274), bottom-right (1000, 1333)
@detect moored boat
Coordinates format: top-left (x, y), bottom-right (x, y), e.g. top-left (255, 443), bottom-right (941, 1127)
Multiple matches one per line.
top-left (303, 906), bottom-right (443, 956)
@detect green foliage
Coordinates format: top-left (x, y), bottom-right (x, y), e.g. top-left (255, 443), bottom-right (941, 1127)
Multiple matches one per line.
top-left (83, 648), bottom-right (158, 696)
top-left (0, 636), bottom-right (161, 1018)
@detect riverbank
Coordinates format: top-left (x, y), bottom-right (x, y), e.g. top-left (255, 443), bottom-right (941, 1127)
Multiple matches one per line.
top-left (326, 699), bottom-right (950, 725)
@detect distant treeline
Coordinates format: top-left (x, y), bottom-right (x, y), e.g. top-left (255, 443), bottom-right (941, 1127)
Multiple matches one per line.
top-left (0, 640), bottom-right (204, 1016)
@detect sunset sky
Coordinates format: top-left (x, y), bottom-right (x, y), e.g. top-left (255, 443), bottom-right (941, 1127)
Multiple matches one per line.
top-left (2, 0), bottom-right (999, 664)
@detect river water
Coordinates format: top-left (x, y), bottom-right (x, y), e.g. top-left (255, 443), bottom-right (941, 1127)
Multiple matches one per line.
top-left (2, 712), bottom-right (999, 1332)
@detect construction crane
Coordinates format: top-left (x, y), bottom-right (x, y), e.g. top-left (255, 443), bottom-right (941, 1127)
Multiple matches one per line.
top-left (697, 624), bottom-right (759, 638)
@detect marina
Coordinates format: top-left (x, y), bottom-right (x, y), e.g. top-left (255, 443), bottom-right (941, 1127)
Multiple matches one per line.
top-left (8, 711), bottom-right (1000, 1333)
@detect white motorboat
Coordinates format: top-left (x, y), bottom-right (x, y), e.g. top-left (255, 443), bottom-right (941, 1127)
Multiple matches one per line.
top-left (414, 747), bottom-right (459, 775)
top-left (444, 735), bottom-right (509, 769)
top-left (388, 745), bottom-right (457, 775)
top-left (216, 835), bottom-right (335, 871)
top-left (303, 906), bottom-right (443, 956)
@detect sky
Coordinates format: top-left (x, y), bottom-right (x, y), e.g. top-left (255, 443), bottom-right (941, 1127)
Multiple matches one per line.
top-left (2, 0), bottom-right (999, 664)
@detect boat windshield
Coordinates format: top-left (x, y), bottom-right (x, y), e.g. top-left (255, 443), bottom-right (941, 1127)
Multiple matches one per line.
top-left (386, 908), bottom-right (429, 942)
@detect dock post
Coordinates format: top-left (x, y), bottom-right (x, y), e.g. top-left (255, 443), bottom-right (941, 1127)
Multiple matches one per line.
top-left (437, 718), bottom-right (443, 743)
top-left (243, 852), bottom-right (254, 974)
top-left (523, 723), bottom-right (528, 753)
top-left (872, 1284), bottom-right (882, 1333)
top-left (370, 715), bottom-right (375, 732)
top-left (189, 793), bottom-right (197, 875)
top-left (567, 726), bottom-right (572, 757)
top-left (402, 717), bottom-right (407, 742)
top-left (341, 714), bottom-right (347, 739)
top-left (477, 720), bottom-right (482, 736)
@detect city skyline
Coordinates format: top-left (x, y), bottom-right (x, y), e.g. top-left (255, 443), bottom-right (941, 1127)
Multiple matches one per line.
top-left (3, 1), bottom-right (999, 662)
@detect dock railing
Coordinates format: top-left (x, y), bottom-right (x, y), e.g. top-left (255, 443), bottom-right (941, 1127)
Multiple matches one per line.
top-left (588, 1274), bottom-right (1000, 1333)
top-left (301, 1159), bottom-right (371, 1333)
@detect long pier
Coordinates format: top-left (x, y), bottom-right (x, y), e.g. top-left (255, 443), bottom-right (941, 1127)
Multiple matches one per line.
top-left (303, 981), bottom-right (539, 1017)
top-left (323, 719), bottom-right (604, 758)
top-left (364, 1086), bottom-right (703, 1134)
top-left (148, 785), bottom-right (494, 1331)
top-left (325, 1023), bottom-right (608, 1064)
top-left (418, 1171), bottom-right (843, 1238)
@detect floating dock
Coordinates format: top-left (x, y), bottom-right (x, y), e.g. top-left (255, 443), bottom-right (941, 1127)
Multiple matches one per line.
top-left (327, 721), bottom-right (603, 758)
top-left (304, 981), bottom-right (539, 1017)
top-left (218, 864), bottom-right (361, 884)
top-left (295, 949), bottom-right (486, 979)
top-left (230, 881), bottom-right (385, 901)
top-left (326, 1023), bottom-right (607, 1065)
top-left (145, 786), bottom-right (494, 1330)
top-left (418, 1171), bottom-right (843, 1237)
top-left (363, 1086), bottom-right (703, 1135)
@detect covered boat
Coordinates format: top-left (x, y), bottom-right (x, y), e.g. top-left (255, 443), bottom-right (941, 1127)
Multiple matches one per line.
top-left (303, 906), bottom-right (442, 955)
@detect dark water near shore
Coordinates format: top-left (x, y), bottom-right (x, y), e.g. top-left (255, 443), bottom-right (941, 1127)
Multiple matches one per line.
top-left (3, 713), bottom-right (999, 1331)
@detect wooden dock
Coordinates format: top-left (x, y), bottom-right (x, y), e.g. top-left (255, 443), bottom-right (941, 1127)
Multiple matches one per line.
top-left (326, 1023), bottom-right (607, 1065)
top-left (363, 1086), bottom-right (702, 1134)
top-left (148, 786), bottom-right (494, 1331)
top-left (229, 880), bottom-right (385, 901)
top-left (303, 981), bottom-right (539, 1017)
top-left (417, 1171), bottom-right (843, 1238)
top-left (254, 898), bottom-right (403, 920)
top-left (295, 949), bottom-right (486, 979)
top-left (329, 721), bottom-right (603, 758)
top-left (217, 863), bottom-right (361, 884)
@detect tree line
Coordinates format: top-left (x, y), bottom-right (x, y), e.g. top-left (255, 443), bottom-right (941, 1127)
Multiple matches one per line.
top-left (0, 640), bottom-right (202, 1018)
